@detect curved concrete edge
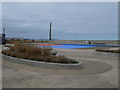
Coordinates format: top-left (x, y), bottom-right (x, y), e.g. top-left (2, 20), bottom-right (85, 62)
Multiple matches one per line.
top-left (1, 54), bottom-right (84, 70)
top-left (93, 51), bottom-right (118, 57)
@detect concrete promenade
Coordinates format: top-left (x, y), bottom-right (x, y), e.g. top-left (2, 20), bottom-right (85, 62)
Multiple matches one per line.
top-left (48, 40), bottom-right (119, 46)
top-left (1, 45), bottom-right (118, 88)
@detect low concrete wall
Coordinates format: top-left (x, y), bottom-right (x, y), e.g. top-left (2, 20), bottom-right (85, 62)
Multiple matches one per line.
top-left (2, 54), bottom-right (84, 70)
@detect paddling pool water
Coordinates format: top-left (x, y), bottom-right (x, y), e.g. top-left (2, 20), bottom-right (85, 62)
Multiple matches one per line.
top-left (36, 43), bottom-right (120, 49)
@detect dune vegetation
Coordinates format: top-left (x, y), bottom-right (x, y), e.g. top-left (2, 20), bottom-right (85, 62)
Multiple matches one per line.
top-left (96, 49), bottom-right (120, 53)
top-left (2, 44), bottom-right (78, 64)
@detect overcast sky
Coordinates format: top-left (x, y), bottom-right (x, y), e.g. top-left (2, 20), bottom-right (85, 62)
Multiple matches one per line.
top-left (2, 2), bottom-right (118, 40)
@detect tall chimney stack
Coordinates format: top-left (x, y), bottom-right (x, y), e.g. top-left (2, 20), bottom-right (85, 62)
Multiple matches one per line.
top-left (49, 22), bottom-right (52, 40)
top-left (2, 27), bottom-right (6, 45)
top-left (3, 27), bottom-right (5, 34)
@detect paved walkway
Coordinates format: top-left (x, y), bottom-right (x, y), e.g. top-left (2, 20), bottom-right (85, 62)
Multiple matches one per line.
top-left (0, 45), bottom-right (2, 89)
top-left (1, 46), bottom-right (118, 88)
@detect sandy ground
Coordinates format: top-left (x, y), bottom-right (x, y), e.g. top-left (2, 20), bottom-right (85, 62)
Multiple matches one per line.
top-left (1, 45), bottom-right (118, 88)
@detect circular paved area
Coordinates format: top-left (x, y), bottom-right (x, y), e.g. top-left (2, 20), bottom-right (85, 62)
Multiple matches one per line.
top-left (3, 58), bottom-right (112, 75)
top-left (1, 47), bottom-right (118, 88)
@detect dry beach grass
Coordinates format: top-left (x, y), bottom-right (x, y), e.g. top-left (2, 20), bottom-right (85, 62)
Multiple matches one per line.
top-left (2, 44), bottom-right (78, 64)
top-left (96, 48), bottom-right (120, 53)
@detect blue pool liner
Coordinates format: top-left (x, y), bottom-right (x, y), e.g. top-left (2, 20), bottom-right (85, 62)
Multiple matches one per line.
top-left (36, 44), bottom-right (120, 49)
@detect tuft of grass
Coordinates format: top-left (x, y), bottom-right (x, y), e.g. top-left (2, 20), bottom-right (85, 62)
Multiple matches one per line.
top-left (96, 49), bottom-right (120, 53)
top-left (2, 44), bottom-right (78, 64)
top-left (55, 56), bottom-right (78, 64)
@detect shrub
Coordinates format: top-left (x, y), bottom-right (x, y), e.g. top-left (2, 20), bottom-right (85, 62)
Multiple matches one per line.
top-left (42, 49), bottom-right (51, 56)
top-left (96, 49), bottom-right (120, 53)
top-left (56, 56), bottom-right (71, 63)
top-left (9, 46), bottom-right (15, 51)
top-left (43, 56), bottom-right (53, 62)
top-left (2, 44), bottom-right (78, 64)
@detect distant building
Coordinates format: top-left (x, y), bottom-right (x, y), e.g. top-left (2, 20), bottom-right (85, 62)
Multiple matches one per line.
top-left (0, 34), bottom-right (6, 45)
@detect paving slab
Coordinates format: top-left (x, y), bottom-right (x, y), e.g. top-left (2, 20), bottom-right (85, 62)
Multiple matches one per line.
top-left (1, 46), bottom-right (118, 88)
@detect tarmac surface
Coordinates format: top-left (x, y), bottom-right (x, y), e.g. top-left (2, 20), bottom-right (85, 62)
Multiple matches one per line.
top-left (1, 45), bottom-right (118, 88)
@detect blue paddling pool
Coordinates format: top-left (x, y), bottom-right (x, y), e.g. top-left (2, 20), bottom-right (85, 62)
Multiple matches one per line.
top-left (36, 43), bottom-right (120, 49)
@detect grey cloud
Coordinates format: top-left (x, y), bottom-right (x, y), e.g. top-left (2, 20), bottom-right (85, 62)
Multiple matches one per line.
top-left (2, 2), bottom-right (118, 40)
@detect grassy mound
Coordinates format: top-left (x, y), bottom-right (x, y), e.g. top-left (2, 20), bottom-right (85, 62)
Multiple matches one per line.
top-left (2, 44), bottom-right (78, 64)
top-left (96, 49), bottom-right (120, 53)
